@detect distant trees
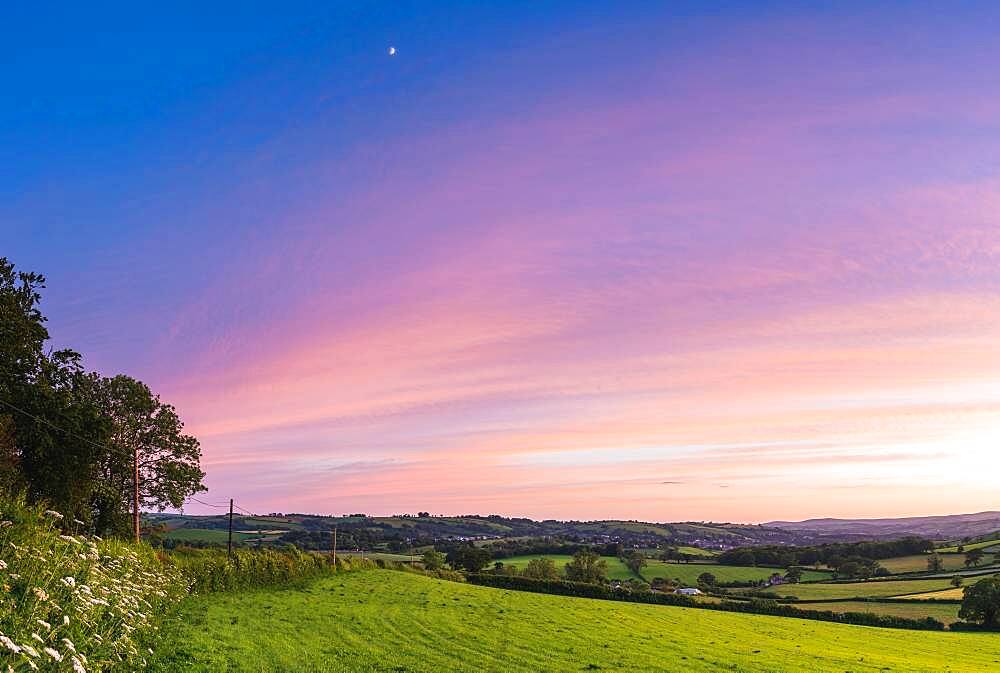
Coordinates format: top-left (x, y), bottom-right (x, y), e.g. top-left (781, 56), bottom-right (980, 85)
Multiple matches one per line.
top-left (697, 572), bottom-right (717, 587)
top-left (965, 549), bottom-right (985, 568)
top-left (785, 567), bottom-right (803, 583)
top-left (959, 577), bottom-right (1000, 626)
top-left (564, 549), bottom-right (609, 584)
top-left (622, 549), bottom-right (647, 575)
top-left (927, 555), bottom-right (944, 572)
top-left (422, 549), bottom-right (446, 570)
top-left (522, 557), bottom-right (560, 580)
top-left (718, 538), bottom-right (932, 571)
top-left (0, 257), bottom-right (205, 537)
top-left (446, 545), bottom-right (492, 572)
top-left (951, 576), bottom-right (964, 589)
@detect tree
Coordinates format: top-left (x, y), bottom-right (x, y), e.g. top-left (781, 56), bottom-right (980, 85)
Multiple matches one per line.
top-left (785, 567), bottom-right (803, 583)
top-left (965, 549), bottom-right (985, 568)
top-left (959, 577), bottom-right (1000, 626)
top-left (522, 557), bottom-right (560, 580)
top-left (86, 375), bottom-right (205, 540)
top-left (622, 549), bottom-right (647, 575)
top-left (564, 549), bottom-right (609, 584)
top-left (951, 576), bottom-right (964, 589)
top-left (422, 549), bottom-right (445, 570)
top-left (697, 572), bottom-right (717, 587)
top-left (927, 554), bottom-right (944, 572)
top-left (446, 545), bottom-right (491, 572)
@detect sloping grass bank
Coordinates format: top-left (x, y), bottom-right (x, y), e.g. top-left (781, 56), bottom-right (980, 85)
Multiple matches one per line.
top-left (0, 496), bottom-right (188, 672)
top-left (149, 569), bottom-right (1000, 673)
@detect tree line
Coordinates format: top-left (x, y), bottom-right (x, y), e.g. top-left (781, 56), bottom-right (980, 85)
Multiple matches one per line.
top-left (717, 537), bottom-right (933, 578)
top-left (0, 257), bottom-right (205, 539)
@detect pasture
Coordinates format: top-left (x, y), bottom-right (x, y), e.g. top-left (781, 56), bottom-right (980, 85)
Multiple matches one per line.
top-left (937, 537), bottom-right (1000, 554)
top-left (162, 528), bottom-right (261, 544)
top-left (794, 601), bottom-right (962, 624)
top-left (769, 578), bottom-right (954, 600)
top-left (879, 553), bottom-right (967, 574)
top-left (898, 587), bottom-right (967, 600)
top-left (148, 569), bottom-right (1000, 672)
top-left (500, 555), bottom-right (829, 584)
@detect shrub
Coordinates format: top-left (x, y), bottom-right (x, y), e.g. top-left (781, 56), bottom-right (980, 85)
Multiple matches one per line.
top-left (167, 546), bottom-right (334, 593)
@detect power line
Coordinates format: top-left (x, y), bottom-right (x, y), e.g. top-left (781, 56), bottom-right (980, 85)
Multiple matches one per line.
top-left (0, 396), bottom-right (115, 454)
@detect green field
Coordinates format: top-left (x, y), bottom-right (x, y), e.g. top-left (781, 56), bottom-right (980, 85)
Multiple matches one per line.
top-left (501, 555), bottom-right (829, 585)
top-left (641, 561), bottom-right (830, 584)
top-left (795, 601), bottom-right (962, 624)
top-left (769, 578), bottom-right (955, 600)
top-left (149, 570), bottom-right (1000, 672)
top-left (937, 537), bottom-right (1000, 554)
top-left (501, 555), bottom-right (639, 580)
top-left (674, 546), bottom-right (717, 557)
top-left (880, 553), bottom-right (968, 574)
top-left (162, 528), bottom-right (260, 543)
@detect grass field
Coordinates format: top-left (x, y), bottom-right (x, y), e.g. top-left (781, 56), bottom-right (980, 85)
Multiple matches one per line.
top-left (770, 578), bottom-right (955, 600)
top-left (501, 555), bottom-right (829, 585)
top-left (641, 561), bottom-right (830, 584)
top-left (898, 587), bottom-right (967, 600)
top-left (148, 570), bottom-right (1000, 672)
top-left (880, 553), bottom-right (967, 574)
top-left (501, 554), bottom-right (639, 580)
top-left (795, 601), bottom-right (962, 624)
top-left (162, 528), bottom-right (260, 543)
top-left (937, 537), bottom-right (1000, 554)
top-left (673, 546), bottom-right (717, 557)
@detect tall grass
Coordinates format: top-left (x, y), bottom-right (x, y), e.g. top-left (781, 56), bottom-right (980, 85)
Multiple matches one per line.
top-left (0, 495), bottom-right (188, 672)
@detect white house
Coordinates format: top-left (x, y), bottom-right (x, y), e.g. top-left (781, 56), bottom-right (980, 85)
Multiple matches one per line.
top-left (674, 587), bottom-right (702, 596)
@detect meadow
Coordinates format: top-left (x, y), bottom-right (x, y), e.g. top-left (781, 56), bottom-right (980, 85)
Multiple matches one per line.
top-left (501, 554), bottom-right (830, 584)
top-left (937, 538), bottom-right (1000, 554)
top-left (879, 553), bottom-right (967, 574)
top-left (794, 601), bottom-right (962, 624)
top-left (148, 569), bottom-right (1000, 673)
top-left (766, 578), bottom-right (955, 600)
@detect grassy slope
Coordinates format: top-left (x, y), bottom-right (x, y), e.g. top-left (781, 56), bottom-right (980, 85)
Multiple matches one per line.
top-left (641, 561), bottom-right (829, 584)
top-left (795, 601), bottom-right (962, 624)
top-left (880, 553), bottom-right (968, 574)
top-left (501, 555), bottom-right (829, 584)
top-left (771, 578), bottom-right (954, 600)
top-left (501, 554), bottom-right (639, 580)
top-left (937, 537), bottom-right (1000, 553)
top-left (149, 570), bottom-right (1000, 673)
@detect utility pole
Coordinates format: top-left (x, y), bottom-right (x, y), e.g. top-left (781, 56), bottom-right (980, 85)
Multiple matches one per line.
top-left (332, 526), bottom-right (337, 566)
top-left (227, 499), bottom-right (234, 561)
top-left (133, 446), bottom-right (140, 544)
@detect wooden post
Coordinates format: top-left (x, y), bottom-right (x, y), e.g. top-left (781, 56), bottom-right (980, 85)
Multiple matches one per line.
top-left (332, 526), bottom-right (337, 567)
top-left (133, 446), bottom-right (140, 544)
top-left (227, 499), bottom-right (234, 561)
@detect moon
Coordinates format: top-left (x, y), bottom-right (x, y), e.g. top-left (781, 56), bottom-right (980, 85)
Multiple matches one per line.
top-left (388, 46), bottom-right (396, 56)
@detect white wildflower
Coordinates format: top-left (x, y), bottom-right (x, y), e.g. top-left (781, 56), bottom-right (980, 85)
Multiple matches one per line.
top-left (43, 647), bottom-right (62, 661)
top-left (36, 620), bottom-right (51, 631)
top-left (0, 520), bottom-right (12, 528)
top-left (61, 576), bottom-right (76, 587)
top-left (21, 645), bottom-right (39, 658)
top-left (61, 638), bottom-right (76, 653)
top-left (0, 635), bottom-right (21, 653)
top-left (32, 587), bottom-right (49, 602)
top-left (59, 535), bottom-right (80, 545)
top-left (63, 616), bottom-right (70, 626)
top-left (32, 634), bottom-right (44, 643)
top-left (71, 656), bottom-right (86, 673)
top-left (43, 510), bottom-right (64, 520)
top-left (0, 560), bottom-right (6, 570)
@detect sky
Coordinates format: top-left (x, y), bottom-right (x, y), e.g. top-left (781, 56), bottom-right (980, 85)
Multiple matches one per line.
top-left (3, 2), bottom-right (999, 522)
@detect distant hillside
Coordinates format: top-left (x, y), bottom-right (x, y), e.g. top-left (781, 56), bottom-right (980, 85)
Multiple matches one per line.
top-left (148, 512), bottom-right (815, 550)
top-left (765, 511), bottom-right (1000, 541)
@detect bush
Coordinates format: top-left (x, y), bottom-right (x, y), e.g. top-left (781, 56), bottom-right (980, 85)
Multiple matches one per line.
top-left (0, 494), bottom-right (189, 671)
top-left (168, 545), bottom-right (335, 593)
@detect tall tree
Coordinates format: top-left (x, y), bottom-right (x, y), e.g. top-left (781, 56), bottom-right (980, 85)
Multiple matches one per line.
top-left (89, 375), bottom-right (206, 540)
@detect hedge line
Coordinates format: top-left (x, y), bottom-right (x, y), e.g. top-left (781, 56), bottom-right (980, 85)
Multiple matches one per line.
top-left (466, 574), bottom-right (946, 631)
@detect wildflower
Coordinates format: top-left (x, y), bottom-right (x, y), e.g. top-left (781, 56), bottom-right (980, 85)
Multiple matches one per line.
top-left (59, 535), bottom-right (81, 545)
top-left (43, 510), bottom-right (64, 520)
top-left (36, 620), bottom-right (51, 631)
top-left (61, 576), bottom-right (76, 587)
top-left (32, 587), bottom-right (49, 602)
top-left (0, 520), bottom-right (12, 528)
top-left (0, 560), bottom-right (6, 569)
top-left (0, 635), bottom-right (22, 653)
top-left (21, 645), bottom-right (39, 658)
top-left (71, 656), bottom-right (86, 673)
top-left (63, 616), bottom-right (70, 626)
top-left (61, 638), bottom-right (76, 653)
top-left (43, 647), bottom-right (62, 661)
top-left (32, 634), bottom-right (44, 644)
